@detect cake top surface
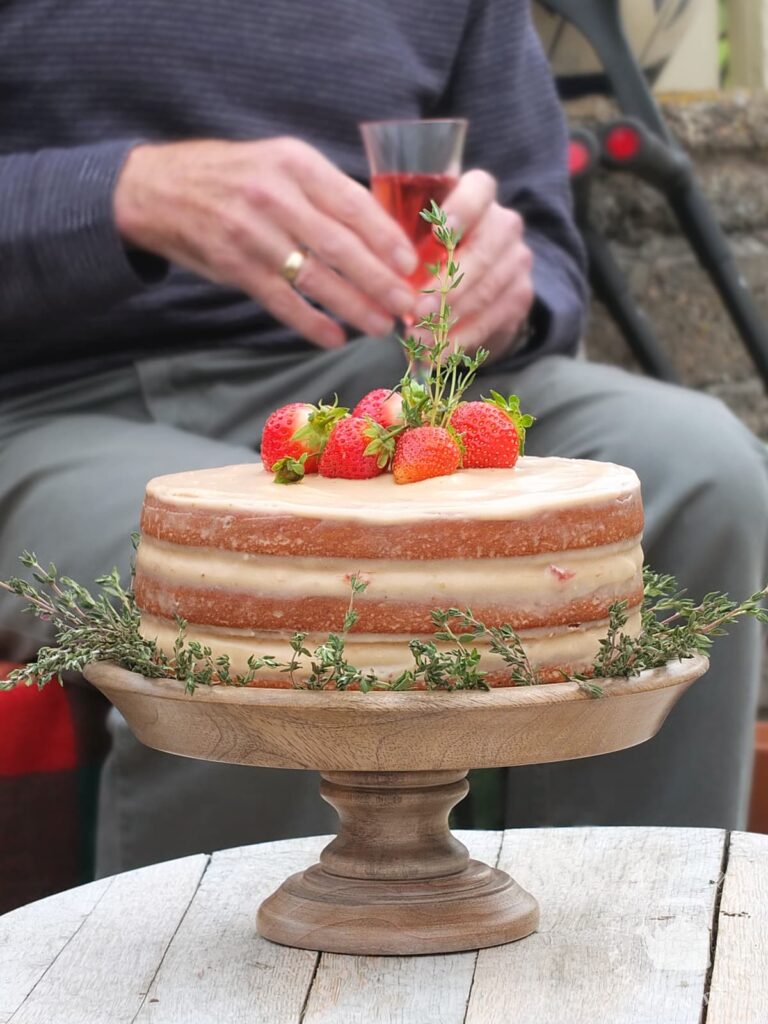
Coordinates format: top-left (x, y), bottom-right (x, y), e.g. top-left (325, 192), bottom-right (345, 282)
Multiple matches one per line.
top-left (144, 457), bottom-right (640, 524)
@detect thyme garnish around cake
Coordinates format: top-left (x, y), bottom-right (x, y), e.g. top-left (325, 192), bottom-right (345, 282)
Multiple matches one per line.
top-left (1, 555), bottom-right (765, 696)
top-left (258, 201), bottom-right (534, 484)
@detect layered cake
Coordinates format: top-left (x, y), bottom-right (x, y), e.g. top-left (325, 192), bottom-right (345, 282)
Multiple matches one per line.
top-left (133, 456), bottom-right (644, 686)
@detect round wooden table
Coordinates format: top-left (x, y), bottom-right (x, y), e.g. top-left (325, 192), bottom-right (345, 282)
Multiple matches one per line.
top-left (2, 827), bottom-right (765, 1023)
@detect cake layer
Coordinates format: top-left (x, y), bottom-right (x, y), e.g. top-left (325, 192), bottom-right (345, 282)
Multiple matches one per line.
top-left (141, 459), bottom-right (643, 560)
top-left (139, 610), bottom-right (643, 688)
top-left (134, 535), bottom-right (644, 633)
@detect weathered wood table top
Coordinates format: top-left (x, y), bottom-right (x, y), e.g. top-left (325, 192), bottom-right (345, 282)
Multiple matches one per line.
top-left (2, 827), bottom-right (766, 1024)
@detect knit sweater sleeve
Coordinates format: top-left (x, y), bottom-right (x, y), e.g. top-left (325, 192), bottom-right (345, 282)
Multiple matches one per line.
top-left (0, 139), bottom-right (166, 326)
top-left (444, 0), bottom-right (589, 364)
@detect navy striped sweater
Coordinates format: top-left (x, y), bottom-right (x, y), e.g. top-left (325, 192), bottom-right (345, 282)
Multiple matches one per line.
top-left (0, 0), bottom-right (586, 395)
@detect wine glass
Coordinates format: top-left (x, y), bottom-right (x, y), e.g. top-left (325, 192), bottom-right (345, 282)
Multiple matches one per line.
top-left (359, 119), bottom-right (467, 300)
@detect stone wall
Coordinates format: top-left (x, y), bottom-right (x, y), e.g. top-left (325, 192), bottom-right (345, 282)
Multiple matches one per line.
top-left (570, 91), bottom-right (768, 708)
top-left (571, 92), bottom-right (768, 441)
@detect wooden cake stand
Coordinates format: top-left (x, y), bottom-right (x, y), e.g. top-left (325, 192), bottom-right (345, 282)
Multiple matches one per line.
top-left (85, 656), bottom-right (707, 956)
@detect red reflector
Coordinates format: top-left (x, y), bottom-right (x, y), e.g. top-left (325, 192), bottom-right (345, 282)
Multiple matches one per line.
top-left (605, 125), bottom-right (642, 162)
top-left (568, 141), bottom-right (591, 176)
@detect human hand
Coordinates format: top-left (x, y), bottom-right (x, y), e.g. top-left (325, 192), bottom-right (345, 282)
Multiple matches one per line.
top-left (412, 170), bottom-right (534, 361)
top-left (113, 138), bottom-right (419, 349)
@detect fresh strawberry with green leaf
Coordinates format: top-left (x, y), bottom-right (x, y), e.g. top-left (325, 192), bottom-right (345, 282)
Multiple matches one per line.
top-left (352, 388), bottom-right (403, 428)
top-left (451, 396), bottom-right (532, 469)
top-left (263, 204), bottom-right (537, 487)
top-left (261, 400), bottom-right (348, 482)
top-left (318, 417), bottom-right (387, 479)
top-left (392, 426), bottom-right (461, 484)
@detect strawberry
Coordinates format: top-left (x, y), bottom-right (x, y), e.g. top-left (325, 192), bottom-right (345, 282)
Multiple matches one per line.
top-left (261, 401), bottom-right (347, 483)
top-left (392, 426), bottom-right (461, 485)
top-left (450, 403), bottom-right (520, 469)
top-left (352, 388), bottom-right (403, 428)
top-left (450, 393), bottom-right (534, 469)
top-left (318, 417), bottom-right (386, 479)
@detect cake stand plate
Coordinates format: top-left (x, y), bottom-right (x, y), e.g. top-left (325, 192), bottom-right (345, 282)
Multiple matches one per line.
top-left (85, 656), bottom-right (707, 955)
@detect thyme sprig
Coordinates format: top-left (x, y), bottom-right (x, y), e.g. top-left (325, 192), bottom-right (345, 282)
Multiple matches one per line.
top-left (362, 203), bottom-right (490, 466)
top-left (0, 557), bottom-right (765, 696)
top-left (431, 607), bottom-right (538, 687)
top-left (589, 570), bottom-right (768, 680)
top-left (403, 202), bottom-right (489, 430)
top-left (280, 573), bottom-right (379, 691)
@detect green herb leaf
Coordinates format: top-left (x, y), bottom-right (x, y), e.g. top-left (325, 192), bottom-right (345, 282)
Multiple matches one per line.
top-left (362, 418), bottom-right (403, 469)
top-left (483, 391), bottom-right (535, 455)
top-left (291, 397), bottom-right (349, 455)
top-left (271, 454), bottom-right (307, 484)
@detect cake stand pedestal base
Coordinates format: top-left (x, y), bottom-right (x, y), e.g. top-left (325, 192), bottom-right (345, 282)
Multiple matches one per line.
top-left (257, 770), bottom-right (539, 955)
top-left (84, 656), bottom-right (708, 956)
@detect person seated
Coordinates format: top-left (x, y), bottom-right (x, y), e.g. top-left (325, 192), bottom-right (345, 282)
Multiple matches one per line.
top-left (1, 0), bottom-right (766, 877)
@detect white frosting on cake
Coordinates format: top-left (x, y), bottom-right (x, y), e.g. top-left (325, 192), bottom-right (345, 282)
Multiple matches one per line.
top-left (145, 456), bottom-right (640, 524)
top-left (136, 534), bottom-right (643, 607)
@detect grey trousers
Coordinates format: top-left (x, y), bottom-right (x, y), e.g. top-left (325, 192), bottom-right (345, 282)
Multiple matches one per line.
top-left (1, 336), bottom-right (766, 876)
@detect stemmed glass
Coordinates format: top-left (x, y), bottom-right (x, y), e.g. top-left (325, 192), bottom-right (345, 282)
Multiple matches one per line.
top-left (360, 119), bottom-right (467, 305)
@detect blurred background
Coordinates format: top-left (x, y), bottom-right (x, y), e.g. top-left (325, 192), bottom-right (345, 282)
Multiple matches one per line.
top-left (535, 0), bottom-right (768, 442)
top-left (531, 0), bottom-right (768, 830)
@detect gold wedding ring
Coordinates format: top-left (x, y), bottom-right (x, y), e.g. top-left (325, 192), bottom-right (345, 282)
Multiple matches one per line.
top-left (280, 247), bottom-right (308, 285)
